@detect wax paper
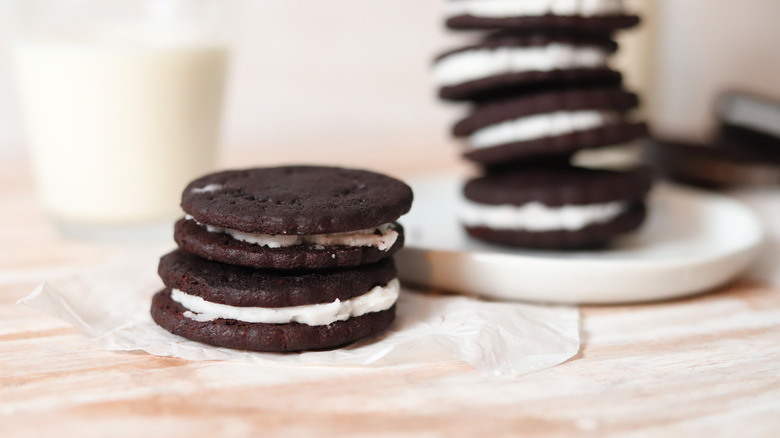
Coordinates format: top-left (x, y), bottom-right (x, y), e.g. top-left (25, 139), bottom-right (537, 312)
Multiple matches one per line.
top-left (19, 248), bottom-right (580, 377)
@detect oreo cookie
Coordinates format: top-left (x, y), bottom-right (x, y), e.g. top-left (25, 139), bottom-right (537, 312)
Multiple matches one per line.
top-left (717, 91), bottom-right (780, 150)
top-left (453, 87), bottom-right (648, 165)
top-left (174, 166), bottom-right (413, 269)
top-left (644, 138), bottom-right (780, 189)
top-left (434, 32), bottom-right (622, 101)
top-left (152, 249), bottom-right (399, 352)
top-left (461, 166), bottom-right (653, 249)
top-left (445, 0), bottom-right (640, 33)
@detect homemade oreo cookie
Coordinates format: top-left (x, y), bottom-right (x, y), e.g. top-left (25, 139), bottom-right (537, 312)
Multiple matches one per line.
top-left (152, 250), bottom-right (399, 352)
top-left (175, 166), bottom-right (413, 270)
top-left (434, 32), bottom-right (621, 101)
top-left (717, 91), bottom-right (780, 151)
top-left (453, 87), bottom-right (648, 165)
top-left (445, 0), bottom-right (640, 33)
top-left (644, 138), bottom-right (780, 189)
top-left (461, 166), bottom-right (653, 249)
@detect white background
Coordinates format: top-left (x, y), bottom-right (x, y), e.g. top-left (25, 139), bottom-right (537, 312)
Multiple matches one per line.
top-left (1, 0), bottom-right (779, 158)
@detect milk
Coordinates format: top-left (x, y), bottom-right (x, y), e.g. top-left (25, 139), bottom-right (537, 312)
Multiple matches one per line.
top-left (13, 33), bottom-right (228, 225)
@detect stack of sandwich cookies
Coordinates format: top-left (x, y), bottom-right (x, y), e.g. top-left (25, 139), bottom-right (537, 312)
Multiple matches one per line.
top-left (436, 0), bottom-right (652, 249)
top-left (152, 166), bottom-right (413, 352)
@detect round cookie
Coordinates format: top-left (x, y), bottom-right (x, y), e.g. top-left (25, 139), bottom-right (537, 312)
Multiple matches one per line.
top-left (151, 250), bottom-right (400, 352)
top-left (182, 166), bottom-right (413, 234)
top-left (152, 290), bottom-right (396, 352)
top-left (453, 87), bottom-right (648, 165)
top-left (643, 138), bottom-right (780, 189)
top-left (461, 166), bottom-right (653, 249)
top-left (444, 0), bottom-right (640, 33)
top-left (434, 32), bottom-right (622, 101)
top-left (176, 166), bottom-right (413, 269)
top-left (158, 249), bottom-right (398, 308)
top-left (717, 91), bottom-right (780, 150)
top-left (174, 218), bottom-right (405, 270)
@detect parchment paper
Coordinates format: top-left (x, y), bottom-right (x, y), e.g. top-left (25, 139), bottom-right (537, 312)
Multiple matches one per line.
top-left (19, 248), bottom-right (580, 377)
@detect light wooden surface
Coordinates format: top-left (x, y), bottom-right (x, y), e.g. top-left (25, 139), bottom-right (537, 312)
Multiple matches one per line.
top-left (2, 150), bottom-right (780, 438)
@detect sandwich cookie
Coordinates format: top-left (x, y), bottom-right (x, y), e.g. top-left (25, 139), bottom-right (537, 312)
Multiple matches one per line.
top-left (174, 166), bottom-right (413, 270)
top-left (717, 91), bottom-right (780, 151)
top-left (445, 0), bottom-right (640, 33)
top-left (453, 87), bottom-right (648, 165)
top-left (644, 138), bottom-right (780, 189)
top-left (152, 250), bottom-right (399, 352)
top-left (434, 32), bottom-right (621, 101)
top-left (461, 166), bottom-right (653, 249)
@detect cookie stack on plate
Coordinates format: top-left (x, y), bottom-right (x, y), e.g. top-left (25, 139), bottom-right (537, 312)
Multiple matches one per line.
top-left (151, 166), bottom-right (413, 352)
top-left (434, 0), bottom-right (653, 249)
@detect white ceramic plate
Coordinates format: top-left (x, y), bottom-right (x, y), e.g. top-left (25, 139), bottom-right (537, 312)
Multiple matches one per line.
top-left (396, 173), bottom-right (764, 304)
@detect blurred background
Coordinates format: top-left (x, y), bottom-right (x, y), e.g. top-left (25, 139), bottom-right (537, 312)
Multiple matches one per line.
top-left (1, 0), bottom-right (779, 163)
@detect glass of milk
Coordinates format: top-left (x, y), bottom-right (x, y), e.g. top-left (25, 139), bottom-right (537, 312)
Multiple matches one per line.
top-left (8, 0), bottom-right (232, 241)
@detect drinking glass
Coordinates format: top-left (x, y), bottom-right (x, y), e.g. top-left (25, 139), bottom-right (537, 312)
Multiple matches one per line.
top-left (8, 0), bottom-right (233, 240)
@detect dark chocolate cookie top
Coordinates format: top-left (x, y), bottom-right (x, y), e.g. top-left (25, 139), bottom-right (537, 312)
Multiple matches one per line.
top-left (453, 87), bottom-right (640, 137)
top-left (446, 14), bottom-right (640, 34)
top-left (464, 165), bottom-right (654, 207)
top-left (181, 166), bottom-right (413, 235)
top-left (158, 249), bottom-right (397, 308)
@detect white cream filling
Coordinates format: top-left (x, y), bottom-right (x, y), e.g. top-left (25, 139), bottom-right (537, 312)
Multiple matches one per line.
top-left (171, 279), bottom-right (400, 326)
top-left (434, 44), bottom-right (609, 87)
top-left (446, 0), bottom-right (625, 18)
top-left (186, 216), bottom-right (399, 251)
top-left (461, 199), bottom-right (627, 232)
top-left (190, 183), bottom-right (223, 194)
top-left (469, 110), bottom-right (615, 150)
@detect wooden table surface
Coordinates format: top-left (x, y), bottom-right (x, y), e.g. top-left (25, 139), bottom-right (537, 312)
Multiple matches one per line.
top-left (2, 148), bottom-right (780, 438)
